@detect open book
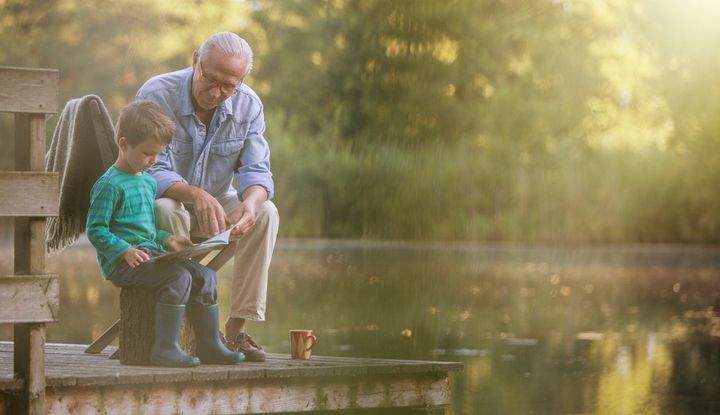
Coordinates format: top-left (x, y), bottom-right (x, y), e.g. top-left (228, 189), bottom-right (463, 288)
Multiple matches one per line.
top-left (148, 220), bottom-right (243, 262)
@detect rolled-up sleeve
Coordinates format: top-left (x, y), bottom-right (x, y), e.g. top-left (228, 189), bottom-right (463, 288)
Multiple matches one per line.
top-left (147, 148), bottom-right (187, 197)
top-left (236, 106), bottom-right (274, 199)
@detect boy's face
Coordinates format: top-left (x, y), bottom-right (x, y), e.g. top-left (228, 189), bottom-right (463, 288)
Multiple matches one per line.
top-left (117, 136), bottom-right (167, 174)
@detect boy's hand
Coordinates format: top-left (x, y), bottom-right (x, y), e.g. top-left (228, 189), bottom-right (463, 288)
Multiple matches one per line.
top-left (166, 235), bottom-right (193, 252)
top-left (123, 248), bottom-right (150, 268)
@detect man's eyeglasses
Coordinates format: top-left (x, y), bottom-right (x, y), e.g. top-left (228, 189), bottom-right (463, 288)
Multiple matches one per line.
top-left (196, 61), bottom-right (240, 95)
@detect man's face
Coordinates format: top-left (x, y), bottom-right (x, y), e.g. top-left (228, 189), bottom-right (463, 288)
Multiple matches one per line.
top-left (191, 47), bottom-right (248, 112)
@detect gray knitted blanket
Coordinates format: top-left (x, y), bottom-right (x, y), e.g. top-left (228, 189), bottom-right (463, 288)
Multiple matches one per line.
top-left (45, 95), bottom-right (117, 253)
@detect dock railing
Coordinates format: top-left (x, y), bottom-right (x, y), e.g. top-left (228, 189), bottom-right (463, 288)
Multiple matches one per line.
top-left (0, 66), bottom-right (60, 414)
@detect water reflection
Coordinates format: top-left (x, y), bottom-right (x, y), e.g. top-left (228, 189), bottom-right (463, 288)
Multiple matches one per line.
top-left (3, 239), bottom-right (720, 414)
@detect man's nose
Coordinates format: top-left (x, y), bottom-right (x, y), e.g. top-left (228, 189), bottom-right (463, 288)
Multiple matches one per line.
top-left (209, 86), bottom-right (223, 98)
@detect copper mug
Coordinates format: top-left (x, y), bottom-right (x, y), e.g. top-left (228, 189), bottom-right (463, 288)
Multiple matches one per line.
top-left (289, 329), bottom-right (318, 360)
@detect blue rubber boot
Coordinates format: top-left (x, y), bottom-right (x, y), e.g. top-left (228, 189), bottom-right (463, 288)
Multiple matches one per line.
top-left (149, 303), bottom-right (200, 367)
top-left (188, 304), bottom-right (245, 364)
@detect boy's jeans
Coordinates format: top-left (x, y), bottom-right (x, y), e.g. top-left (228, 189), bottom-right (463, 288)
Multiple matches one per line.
top-left (109, 248), bottom-right (217, 306)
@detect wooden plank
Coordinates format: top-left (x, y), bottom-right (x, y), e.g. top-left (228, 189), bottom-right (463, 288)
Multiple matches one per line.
top-left (0, 342), bottom-right (460, 414)
top-left (206, 240), bottom-right (239, 271)
top-left (15, 113), bottom-right (47, 171)
top-left (45, 375), bottom-right (77, 388)
top-left (0, 172), bottom-right (59, 217)
top-left (13, 208), bottom-right (49, 415)
top-left (11, 324), bottom-right (46, 414)
top-left (39, 374), bottom-right (451, 414)
top-left (84, 320), bottom-right (120, 354)
top-left (14, 217), bottom-right (49, 275)
top-left (14, 112), bottom-right (31, 170)
top-left (190, 368), bottom-right (230, 382)
top-left (0, 275), bottom-right (59, 323)
top-left (0, 67), bottom-right (58, 114)
top-left (0, 375), bottom-right (24, 392)
top-left (228, 366), bottom-right (266, 380)
top-left (1, 342), bottom-right (461, 389)
top-left (151, 369), bottom-right (193, 384)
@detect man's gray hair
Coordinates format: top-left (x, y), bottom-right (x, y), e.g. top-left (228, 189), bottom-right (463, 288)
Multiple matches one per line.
top-left (198, 32), bottom-right (254, 78)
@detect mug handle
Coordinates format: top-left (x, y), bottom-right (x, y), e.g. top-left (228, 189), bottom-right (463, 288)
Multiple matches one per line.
top-left (305, 334), bottom-right (318, 351)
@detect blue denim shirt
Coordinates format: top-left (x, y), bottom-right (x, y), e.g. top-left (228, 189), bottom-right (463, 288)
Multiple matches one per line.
top-left (136, 68), bottom-right (274, 201)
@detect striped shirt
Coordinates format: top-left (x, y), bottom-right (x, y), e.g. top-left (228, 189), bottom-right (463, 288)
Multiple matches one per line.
top-left (86, 166), bottom-right (170, 278)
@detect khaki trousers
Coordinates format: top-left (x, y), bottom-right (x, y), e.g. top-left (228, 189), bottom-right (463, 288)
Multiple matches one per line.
top-left (154, 196), bottom-right (279, 321)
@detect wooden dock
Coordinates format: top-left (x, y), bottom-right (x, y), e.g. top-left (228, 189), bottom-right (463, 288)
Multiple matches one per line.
top-left (0, 66), bottom-right (463, 414)
top-left (0, 342), bottom-right (462, 414)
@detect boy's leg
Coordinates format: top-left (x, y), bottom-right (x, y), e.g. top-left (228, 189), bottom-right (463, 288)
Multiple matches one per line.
top-left (109, 258), bottom-right (193, 305)
top-left (108, 255), bottom-right (199, 367)
top-left (180, 259), bottom-right (217, 307)
top-left (180, 260), bottom-right (244, 364)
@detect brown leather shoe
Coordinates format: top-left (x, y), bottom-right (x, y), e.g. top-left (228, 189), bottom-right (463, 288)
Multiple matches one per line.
top-left (223, 332), bottom-right (266, 362)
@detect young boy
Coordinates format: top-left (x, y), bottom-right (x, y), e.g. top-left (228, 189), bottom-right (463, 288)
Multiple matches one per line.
top-left (86, 100), bottom-right (244, 367)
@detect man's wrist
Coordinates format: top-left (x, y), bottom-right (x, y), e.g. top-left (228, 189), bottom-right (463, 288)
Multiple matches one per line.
top-left (167, 182), bottom-right (204, 204)
top-left (241, 185), bottom-right (268, 208)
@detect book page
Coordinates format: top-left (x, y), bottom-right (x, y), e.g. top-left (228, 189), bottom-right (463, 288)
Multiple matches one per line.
top-left (147, 228), bottom-right (232, 263)
top-left (146, 218), bottom-right (246, 263)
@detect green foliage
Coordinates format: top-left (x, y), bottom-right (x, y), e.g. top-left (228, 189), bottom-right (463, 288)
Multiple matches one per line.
top-left (2, 0), bottom-right (720, 242)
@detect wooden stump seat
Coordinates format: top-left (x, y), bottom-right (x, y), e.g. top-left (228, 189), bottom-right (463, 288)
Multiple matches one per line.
top-left (86, 241), bottom-right (239, 363)
top-left (118, 287), bottom-right (196, 365)
top-left (119, 288), bottom-right (157, 365)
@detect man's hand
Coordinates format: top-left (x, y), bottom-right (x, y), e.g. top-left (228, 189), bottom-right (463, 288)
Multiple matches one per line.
top-left (191, 187), bottom-right (227, 237)
top-left (227, 200), bottom-right (258, 236)
top-left (166, 235), bottom-right (193, 252)
top-left (227, 185), bottom-right (268, 236)
top-left (123, 247), bottom-right (150, 268)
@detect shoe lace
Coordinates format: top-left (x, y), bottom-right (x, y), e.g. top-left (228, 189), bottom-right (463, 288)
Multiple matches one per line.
top-left (238, 333), bottom-right (260, 349)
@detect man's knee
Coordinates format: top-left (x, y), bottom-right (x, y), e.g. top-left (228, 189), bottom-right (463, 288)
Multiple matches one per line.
top-left (256, 200), bottom-right (279, 228)
top-left (155, 198), bottom-right (191, 236)
top-left (155, 198), bottom-right (185, 217)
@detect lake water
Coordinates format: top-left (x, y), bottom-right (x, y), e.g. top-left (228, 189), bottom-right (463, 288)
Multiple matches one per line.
top-left (3, 238), bottom-right (720, 414)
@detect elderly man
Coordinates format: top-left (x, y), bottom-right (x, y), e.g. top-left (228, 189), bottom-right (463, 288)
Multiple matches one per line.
top-left (136, 32), bottom-right (279, 361)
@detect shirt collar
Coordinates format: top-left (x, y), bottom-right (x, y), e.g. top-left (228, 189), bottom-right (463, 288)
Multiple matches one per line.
top-left (179, 67), bottom-right (234, 119)
top-left (179, 68), bottom-right (195, 117)
top-left (217, 96), bottom-right (233, 119)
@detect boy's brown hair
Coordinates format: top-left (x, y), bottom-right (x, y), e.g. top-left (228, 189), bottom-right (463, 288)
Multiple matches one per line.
top-left (115, 100), bottom-right (175, 146)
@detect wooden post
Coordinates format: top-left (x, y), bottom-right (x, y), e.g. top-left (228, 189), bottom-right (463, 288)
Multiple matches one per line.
top-left (13, 113), bottom-right (48, 415)
top-left (0, 67), bottom-right (59, 415)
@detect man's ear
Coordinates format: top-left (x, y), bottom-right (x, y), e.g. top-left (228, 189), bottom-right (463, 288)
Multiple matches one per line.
top-left (192, 51), bottom-right (199, 66)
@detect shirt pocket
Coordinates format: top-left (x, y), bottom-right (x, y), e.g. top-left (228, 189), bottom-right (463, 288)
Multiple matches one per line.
top-left (169, 136), bottom-right (194, 176)
top-left (170, 136), bottom-right (193, 156)
top-left (210, 137), bottom-right (244, 157)
top-left (207, 137), bottom-right (244, 184)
